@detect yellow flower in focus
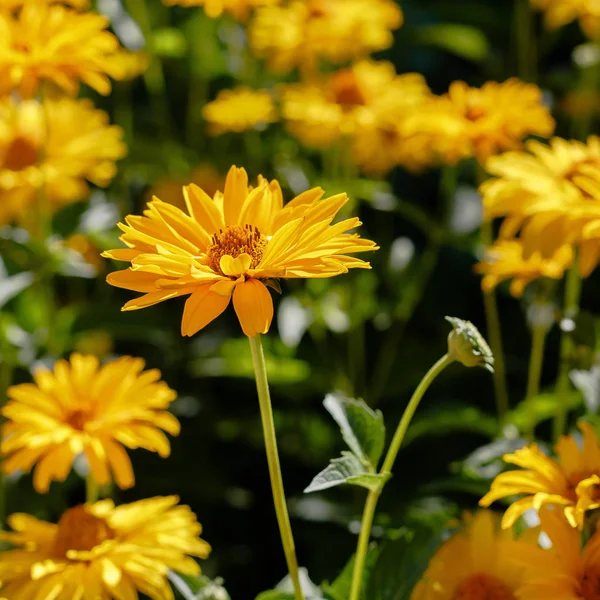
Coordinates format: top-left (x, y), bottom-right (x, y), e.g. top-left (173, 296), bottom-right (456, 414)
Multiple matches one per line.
top-left (474, 239), bottom-right (574, 297)
top-left (163, 0), bottom-right (280, 20)
top-left (531, 0), bottom-right (600, 39)
top-left (480, 422), bottom-right (600, 530)
top-left (0, 96), bottom-right (126, 226)
top-left (411, 511), bottom-right (527, 600)
top-left (0, 496), bottom-right (210, 599)
top-left (510, 507), bottom-right (600, 599)
top-left (103, 165), bottom-right (378, 338)
top-left (249, 0), bottom-right (402, 73)
top-left (202, 87), bottom-right (277, 134)
top-left (0, 2), bottom-right (126, 98)
top-left (2, 353), bottom-right (180, 492)
top-left (404, 79), bottom-right (555, 166)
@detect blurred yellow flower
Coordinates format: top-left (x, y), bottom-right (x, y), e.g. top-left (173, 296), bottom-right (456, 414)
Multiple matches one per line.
top-left (202, 86), bottom-right (277, 134)
top-left (0, 2), bottom-right (126, 98)
top-left (63, 233), bottom-right (106, 272)
top-left (475, 239), bottom-right (574, 297)
top-left (0, 96), bottom-right (126, 226)
top-left (0, 496), bottom-right (210, 599)
top-left (531, 0), bottom-right (600, 39)
top-left (104, 165), bottom-right (377, 337)
top-left (404, 78), bottom-right (555, 166)
top-left (0, 0), bottom-right (89, 8)
top-left (163, 0), bottom-right (279, 20)
top-left (2, 353), bottom-right (180, 492)
top-left (411, 511), bottom-right (527, 600)
top-left (250, 0), bottom-right (402, 73)
top-left (482, 136), bottom-right (600, 275)
top-left (480, 422), bottom-right (600, 530)
top-left (118, 50), bottom-right (151, 81)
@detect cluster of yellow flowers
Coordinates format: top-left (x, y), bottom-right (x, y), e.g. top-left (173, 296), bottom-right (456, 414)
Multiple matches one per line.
top-left (414, 423), bottom-right (600, 599)
top-left (532, 0), bottom-right (600, 39)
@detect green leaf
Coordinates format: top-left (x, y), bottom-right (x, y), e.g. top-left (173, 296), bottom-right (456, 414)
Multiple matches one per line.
top-left (413, 23), bottom-right (490, 63)
top-left (304, 452), bottom-right (391, 494)
top-left (322, 546), bottom-right (381, 600)
top-left (323, 393), bottom-right (386, 468)
top-left (507, 391), bottom-right (582, 430)
top-left (256, 568), bottom-right (323, 600)
top-left (0, 272), bottom-right (34, 309)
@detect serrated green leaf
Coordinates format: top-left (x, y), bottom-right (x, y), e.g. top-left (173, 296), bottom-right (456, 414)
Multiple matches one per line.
top-left (304, 452), bottom-right (390, 494)
top-left (323, 393), bottom-right (386, 468)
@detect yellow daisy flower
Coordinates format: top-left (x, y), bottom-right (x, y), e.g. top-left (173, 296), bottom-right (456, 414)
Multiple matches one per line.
top-left (474, 239), bottom-right (574, 297)
top-left (202, 87), bottom-right (277, 134)
top-left (510, 507), bottom-right (600, 599)
top-left (411, 511), bottom-right (528, 600)
top-left (0, 496), bottom-right (210, 599)
top-left (404, 78), bottom-right (555, 166)
top-left (0, 0), bottom-right (89, 9)
top-left (0, 2), bottom-right (126, 98)
top-left (2, 353), bottom-right (180, 493)
top-left (162, 0), bottom-right (279, 21)
top-left (480, 422), bottom-right (600, 530)
top-left (0, 96), bottom-right (126, 226)
top-left (249, 0), bottom-right (403, 74)
top-left (103, 165), bottom-right (377, 338)
top-left (531, 0), bottom-right (600, 39)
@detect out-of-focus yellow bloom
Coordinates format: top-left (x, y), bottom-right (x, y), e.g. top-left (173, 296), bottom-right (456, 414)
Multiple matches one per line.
top-left (0, 97), bottom-right (126, 226)
top-left (0, 0), bottom-right (89, 9)
top-left (118, 50), bottom-right (150, 81)
top-left (63, 233), bottom-right (106, 272)
top-left (104, 165), bottom-right (377, 338)
top-left (411, 511), bottom-right (527, 600)
top-left (531, 0), bottom-right (600, 39)
top-left (404, 79), bottom-right (555, 166)
top-left (0, 2), bottom-right (126, 98)
top-left (0, 496), bottom-right (210, 599)
top-left (2, 353), bottom-right (180, 492)
top-left (475, 239), bottom-right (574, 297)
top-left (163, 0), bottom-right (279, 20)
top-left (250, 0), bottom-right (402, 74)
top-left (480, 422), bottom-right (600, 530)
top-left (281, 60), bottom-right (434, 174)
top-left (202, 87), bottom-right (277, 134)
top-left (482, 136), bottom-right (600, 275)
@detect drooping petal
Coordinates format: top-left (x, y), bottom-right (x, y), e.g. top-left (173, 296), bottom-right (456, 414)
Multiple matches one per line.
top-left (232, 278), bottom-right (273, 337)
top-left (181, 284), bottom-right (231, 337)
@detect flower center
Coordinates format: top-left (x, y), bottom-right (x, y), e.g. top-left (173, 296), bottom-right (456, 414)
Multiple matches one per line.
top-left (465, 102), bottom-right (487, 122)
top-left (207, 224), bottom-right (267, 275)
top-left (452, 573), bottom-right (515, 600)
top-left (52, 506), bottom-right (115, 558)
top-left (330, 70), bottom-right (367, 107)
top-left (66, 409), bottom-right (91, 431)
top-left (3, 135), bottom-right (40, 171)
top-left (582, 567), bottom-right (600, 600)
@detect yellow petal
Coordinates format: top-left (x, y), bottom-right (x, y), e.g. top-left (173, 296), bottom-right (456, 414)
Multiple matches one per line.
top-left (181, 284), bottom-right (231, 337)
top-left (232, 279), bottom-right (273, 337)
top-left (220, 253), bottom-right (252, 277)
top-left (223, 165), bottom-right (248, 226)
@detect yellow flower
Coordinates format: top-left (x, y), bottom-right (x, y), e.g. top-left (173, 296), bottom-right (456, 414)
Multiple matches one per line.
top-left (509, 507), bottom-right (600, 599)
top-left (482, 136), bottom-right (600, 275)
top-left (63, 233), bottom-right (105, 273)
top-left (0, 96), bottom-right (126, 226)
top-left (2, 353), bottom-right (180, 493)
top-left (163, 0), bottom-right (279, 21)
top-left (0, 496), bottom-right (210, 600)
top-left (0, 0), bottom-right (89, 9)
top-left (249, 0), bottom-right (403, 74)
top-left (404, 79), bottom-right (555, 166)
top-left (531, 0), bottom-right (600, 39)
top-left (202, 87), bottom-right (277, 134)
top-left (480, 422), bottom-right (600, 530)
top-left (0, 2), bottom-right (126, 98)
top-left (103, 165), bottom-right (377, 338)
top-left (474, 239), bottom-right (574, 297)
top-left (411, 511), bottom-right (527, 600)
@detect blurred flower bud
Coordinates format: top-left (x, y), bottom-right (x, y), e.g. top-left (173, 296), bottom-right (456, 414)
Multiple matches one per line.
top-left (446, 316), bottom-right (494, 372)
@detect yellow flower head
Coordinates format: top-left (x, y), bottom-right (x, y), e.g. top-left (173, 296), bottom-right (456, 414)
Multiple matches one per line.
top-left (474, 239), bottom-right (574, 297)
top-left (0, 96), bottom-right (126, 226)
top-left (411, 511), bottom-right (527, 600)
top-left (2, 354), bottom-right (180, 493)
top-left (404, 79), bottom-right (555, 166)
top-left (103, 165), bottom-right (378, 338)
top-left (0, 2), bottom-right (126, 98)
top-left (480, 422), bottom-right (600, 530)
top-left (63, 233), bottom-right (105, 273)
top-left (482, 136), bottom-right (600, 275)
top-left (163, 0), bottom-right (280, 21)
top-left (0, 496), bottom-right (210, 599)
top-left (202, 87), bottom-right (277, 135)
top-left (249, 0), bottom-right (402, 73)
top-left (510, 507), bottom-right (600, 600)
top-left (531, 0), bottom-right (600, 39)
top-left (0, 0), bottom-right (89, 9)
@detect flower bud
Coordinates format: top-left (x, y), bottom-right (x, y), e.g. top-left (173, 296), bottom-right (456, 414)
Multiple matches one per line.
top-left (446, 316), bottom-right (494, 372)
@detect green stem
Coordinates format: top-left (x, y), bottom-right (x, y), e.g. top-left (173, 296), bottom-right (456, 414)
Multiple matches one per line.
top-left (525, 321), bottom-right (548, 440)
top-left (86, 473), bottom-right (99, 504)
top-left (553, 262), bottom-right (583, 440)
top-left (515, 0), bottom-right (537, 81)
top-left (249, 335), bottom-right (304, 600)
top-left (349, 354), bottom-right (454, 600)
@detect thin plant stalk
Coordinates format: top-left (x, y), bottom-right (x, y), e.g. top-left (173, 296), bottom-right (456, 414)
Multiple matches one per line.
top-left (525, 322), bottom-right (548, 440)
top-left (515, 0), bottom-right (537, 81)
top-left (553, 262), bottom-right (583, 440)
top-left (249, 335), bottom-right (304, 600)
top-left (86, 473), bottom-right (99, 504)
top-left (349, 354), bottom-right (454, 600)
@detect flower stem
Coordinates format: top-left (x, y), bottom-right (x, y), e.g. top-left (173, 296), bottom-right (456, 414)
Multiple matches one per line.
top-left (515, 0), bottom-right (537, 82)
top-left (248, 335), bottom-right (304, 600)
top-left (349, 353), bottom-right (454, 600)
top-left (525, 322), bottom-right (548, 440)
top-left (553, 262), bottom-right (582, 441)
top-left (86, 473), bottom-right (99, 504)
